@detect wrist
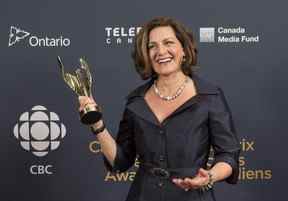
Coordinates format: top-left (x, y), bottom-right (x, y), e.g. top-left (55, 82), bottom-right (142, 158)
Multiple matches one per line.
top-left (208, 171), bottom-right (215, 183)
top-left (201, 171), bottom-right (214, 191)
top-left (208, 171), bottom-right (214, 185)
top-left (90, 120), bottom-right (106, 135)
top-left (91, 120), bottom-right (103, 129)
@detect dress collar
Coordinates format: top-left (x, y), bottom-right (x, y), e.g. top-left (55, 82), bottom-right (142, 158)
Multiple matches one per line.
top-left (126, 73), bottom-right (219, 101)
top-left (125, 73), bottom-right (220, 126)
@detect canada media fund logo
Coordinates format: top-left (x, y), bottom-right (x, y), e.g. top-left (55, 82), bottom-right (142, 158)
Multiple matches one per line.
top-left (199, 26), bottom-right (260, 43)
top-left (8, 26), bottom-right (71, 47)
top-left (13, 105), bottom-right (67, 175)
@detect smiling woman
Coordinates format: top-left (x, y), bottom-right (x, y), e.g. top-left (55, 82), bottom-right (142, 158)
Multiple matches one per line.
top-left (147, 26), bottom-right (185, 77)
top-left (132, 17), bottom-right (197, 80)
top-left (78, 16), bottom-right (240, 201)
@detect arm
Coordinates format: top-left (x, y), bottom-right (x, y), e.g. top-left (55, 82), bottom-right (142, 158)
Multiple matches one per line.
top-left (173, 162), bottom-right (232, 190)
top-left (173, 87), bottom-right (240, 190)
top-left (91, 120), bottom-right (117, 166)
top-left (208, 87), bottom-right (241, 184)
top-left (208, 162), bottom-right (232, 183)
top-left (79, 96), bottom-right (136, 172)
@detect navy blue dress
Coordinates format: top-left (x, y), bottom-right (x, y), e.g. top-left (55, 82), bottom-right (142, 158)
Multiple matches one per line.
top-left (104, 73), bottom-right (240, 201)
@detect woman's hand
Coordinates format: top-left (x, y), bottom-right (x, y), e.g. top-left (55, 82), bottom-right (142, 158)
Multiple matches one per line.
top-left (78, 96), bottom-right (97, 112)
top-left (172, 168), bottom-right (210, 191)
top-left (78, 96), bottom-right (116, 165)
top-left (78, 96), bottom-right (103, 127)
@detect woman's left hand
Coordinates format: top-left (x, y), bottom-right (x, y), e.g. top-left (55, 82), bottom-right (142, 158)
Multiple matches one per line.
top-left (172, 168), bottom-right (210, 191)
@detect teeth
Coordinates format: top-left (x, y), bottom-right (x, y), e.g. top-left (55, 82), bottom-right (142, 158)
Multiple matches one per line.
top-left (158, 58), bottom-right (172, 63)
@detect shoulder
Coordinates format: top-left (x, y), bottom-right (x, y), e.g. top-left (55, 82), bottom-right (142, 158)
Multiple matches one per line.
top-left (125, 79), bottom-right (153, 104)
top-left (192, 73), bottom-right (221, 95)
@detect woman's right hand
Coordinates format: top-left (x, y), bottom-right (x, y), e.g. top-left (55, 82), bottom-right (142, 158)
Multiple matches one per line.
top-left (79, 96), bottom-right (116, 165)
top-left (78, 96), bottom-right (104, 128)
top-left (78, 96), bottom-right (97, 112)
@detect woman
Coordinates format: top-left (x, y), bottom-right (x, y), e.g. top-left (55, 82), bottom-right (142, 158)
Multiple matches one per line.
top-left (79, 17), bottom-right (240, 201)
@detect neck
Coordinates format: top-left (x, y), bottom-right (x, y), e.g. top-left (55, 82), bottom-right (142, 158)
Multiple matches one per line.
top-left (156, 71), bottom-right (188, 95)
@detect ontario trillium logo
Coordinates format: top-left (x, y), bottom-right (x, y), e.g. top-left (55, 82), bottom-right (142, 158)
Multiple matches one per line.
top-left (8, 26), bottom-right (30, 46)
top-left (8, 25), bottom-right (71, 47)
top-left (13, 105), bottom-right (67, 157)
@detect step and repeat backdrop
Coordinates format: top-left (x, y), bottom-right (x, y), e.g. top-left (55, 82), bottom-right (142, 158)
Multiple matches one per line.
top-left (1, 0), bottom-right (287, 201)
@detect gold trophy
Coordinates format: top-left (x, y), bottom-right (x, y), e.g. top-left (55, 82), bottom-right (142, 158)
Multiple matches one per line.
top-left (57, 56), bottom-right (102, 125)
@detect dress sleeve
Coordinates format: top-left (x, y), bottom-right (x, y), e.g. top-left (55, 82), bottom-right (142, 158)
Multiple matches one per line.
top-left (208, 87), bottom-right (241, 184)
top-left (103, 108), bottom-right (136, 172)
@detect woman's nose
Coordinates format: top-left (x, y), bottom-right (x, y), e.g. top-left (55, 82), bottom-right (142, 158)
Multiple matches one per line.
top-left (157, 44), bottom-right (167, 55)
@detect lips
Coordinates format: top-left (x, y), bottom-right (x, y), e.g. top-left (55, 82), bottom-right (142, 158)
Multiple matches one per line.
top-left (157, 57), bottom-right (173, 64)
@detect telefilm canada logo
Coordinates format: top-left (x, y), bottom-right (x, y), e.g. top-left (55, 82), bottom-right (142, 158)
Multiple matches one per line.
top-left (105, 26), bottom-right (142, 45)
top-left (199, 26), bottom-right (260, 43)
top-left (13, 105), bottom-right (67, 175)
top-left (8, 26), bottom-right (71, 47)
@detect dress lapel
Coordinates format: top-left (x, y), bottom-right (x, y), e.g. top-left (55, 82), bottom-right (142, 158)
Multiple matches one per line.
top-left (125, 73), bottom-right (219, 127)
top-left (126, 79), bottom-right (159, 126)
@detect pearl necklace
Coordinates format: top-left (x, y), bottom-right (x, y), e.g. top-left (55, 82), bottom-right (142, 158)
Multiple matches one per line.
top-left (153, 76), bottom-right (189, 101)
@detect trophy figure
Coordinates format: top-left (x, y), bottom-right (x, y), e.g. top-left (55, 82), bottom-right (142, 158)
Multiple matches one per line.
top-left (57, 56), bottom-right (102, 125)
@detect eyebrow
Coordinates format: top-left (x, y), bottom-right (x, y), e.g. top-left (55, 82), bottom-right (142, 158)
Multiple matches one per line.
top-left (148, 37), bottom-right (175, 44)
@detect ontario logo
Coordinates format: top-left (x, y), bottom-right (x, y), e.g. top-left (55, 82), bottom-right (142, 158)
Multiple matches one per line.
top-left (8, 26), bottom-right (71, 47)
top-left (13, 105), bottom-right (67, 157)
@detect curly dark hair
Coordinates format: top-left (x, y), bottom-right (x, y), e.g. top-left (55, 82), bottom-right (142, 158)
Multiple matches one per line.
top-left (132, 16), bottom-right (198, 80)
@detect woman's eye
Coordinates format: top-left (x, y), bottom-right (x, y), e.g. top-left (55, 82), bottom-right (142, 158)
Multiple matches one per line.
top-left (148, 44), bottom-right (155, 49)
top-left (165, 41), bottom-right (174, 45)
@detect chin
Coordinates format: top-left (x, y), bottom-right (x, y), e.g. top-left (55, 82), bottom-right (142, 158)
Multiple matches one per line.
top-left (157, 71), bottom-right (177, 77)
top-left (155, 66), bottom-right (180, 77)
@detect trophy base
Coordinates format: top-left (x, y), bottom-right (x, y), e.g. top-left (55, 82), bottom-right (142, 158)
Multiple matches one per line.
top-left (79, 105), bottom-right (102, 125)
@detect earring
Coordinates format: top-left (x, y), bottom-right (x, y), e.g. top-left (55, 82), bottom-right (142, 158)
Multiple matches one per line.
top-left (181, 55), bottom-right (186, 64)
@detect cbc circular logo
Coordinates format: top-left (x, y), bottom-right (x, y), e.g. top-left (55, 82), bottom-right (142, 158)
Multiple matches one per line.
top-left (13, 105), bottom-right (66, 157)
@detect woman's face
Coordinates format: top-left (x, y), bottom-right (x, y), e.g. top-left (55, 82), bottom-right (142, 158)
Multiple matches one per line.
top-left (148, 26), bottom-right (185, 77)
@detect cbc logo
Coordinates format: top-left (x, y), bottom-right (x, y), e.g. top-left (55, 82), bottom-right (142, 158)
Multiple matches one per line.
top-left (30, 165), bottom-right (53, 175)
top-left (13, 105), bottom-right (66, 157)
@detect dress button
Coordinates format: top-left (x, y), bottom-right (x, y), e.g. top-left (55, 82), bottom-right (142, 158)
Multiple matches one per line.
top-left (159, 155), bottom-right (165, 162)
top-left (159, 129), bottom-right (164, 134)
top-left (158, 182), bottom-right (164, 187)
